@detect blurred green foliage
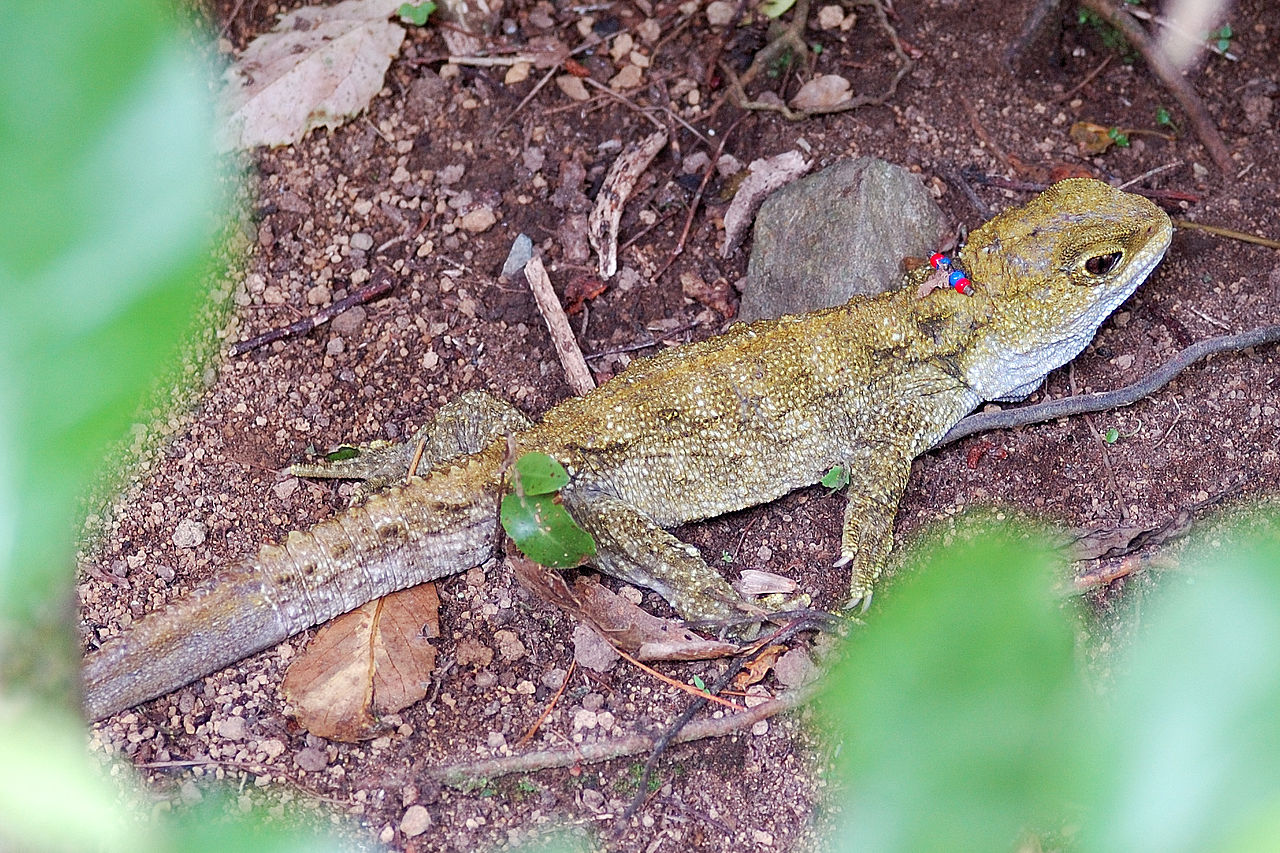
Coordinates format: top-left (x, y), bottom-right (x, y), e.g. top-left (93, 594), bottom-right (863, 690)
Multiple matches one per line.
top-left (0, 1), bottom-right (1276, 850)
top-left (819, 518), bottom-right (1280, 852)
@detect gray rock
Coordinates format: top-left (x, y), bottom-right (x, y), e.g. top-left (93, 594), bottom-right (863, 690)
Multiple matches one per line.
top-left (501, 233), bottom-right (534, 278)
top-left (739, 157), bottom-right (949, 322)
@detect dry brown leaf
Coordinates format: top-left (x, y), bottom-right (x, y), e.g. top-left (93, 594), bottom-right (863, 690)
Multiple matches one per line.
top-left (679, 272), bottom-right (737, 318)
top-left (733, 644), bottom-right (787, 690)
top-left (720, 150), bottom-right (811, 257)
top-left (219, 0), bottom-right (405, 151)
top-left (511, 554), bottom-right (740, 661)
top-left (789, 74), bottom-right (853, 111)
top-left (282, 583), bottom-right (440, 741)
top-left (1069, 121), bottom-right (1119, 155)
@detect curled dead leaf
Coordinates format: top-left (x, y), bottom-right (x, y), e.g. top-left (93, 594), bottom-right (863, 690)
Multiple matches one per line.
top-left (282, 583), bottom-right (440, 741)
top-left (220, 0), bottom-right (407, 151)
top-left (789, 74), bottom-right (852, 111)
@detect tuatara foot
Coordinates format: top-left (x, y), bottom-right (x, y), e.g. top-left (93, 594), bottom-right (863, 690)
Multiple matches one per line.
top-left (289, 390), bottom-right (531, 500)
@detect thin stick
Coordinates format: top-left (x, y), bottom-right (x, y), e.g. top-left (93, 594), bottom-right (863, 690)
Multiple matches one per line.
top-left (230, 274), bottom-right (394, 356)
top-left (1172, 218), bottom-right (1280, 250)
top-left (612, 644), bottom-right (746, 712)
top-left (524, 256), bottom-right (595, 395)
top-left (653, 116), bottom-right (744, 280)
top-left (1053, 53), bottom-right (1113, 102)
top-left (426, 683), bottom-right (816, 785)
top-left (939, 324), bottom-right (1280, 445)
top-left (1079, 0), bottom-right (1234, 176)
top-left (518, 660), bottom-right (576, 746)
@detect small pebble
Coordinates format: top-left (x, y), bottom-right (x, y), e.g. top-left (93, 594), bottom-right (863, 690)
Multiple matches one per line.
top-left (294, 746), bottom-right (328, 772)
top-left (306, 283), bottom-right (331, 306)
top-left (171, 518), bottom-right (207, 549)
top-left (216, 716), bottom-right (247, 741)
top-left (331, 305), bottom-right (366, 336)
top-left (460, 206), bottom-right (497, 233)
top-left (400, 804), bottom-right (432, 837)
top-left (541, 667), bottom-right (568, 690)
top-left (350, 232), bottom-right (374, 251)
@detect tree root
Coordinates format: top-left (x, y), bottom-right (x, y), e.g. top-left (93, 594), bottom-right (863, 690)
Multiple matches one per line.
top-left (723, 0), bottom-right (911, 120)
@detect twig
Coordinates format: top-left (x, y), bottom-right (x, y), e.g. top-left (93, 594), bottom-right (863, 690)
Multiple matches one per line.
top-left (612, 644), bottom-right (746, 712)
top-left (1053, 53), bottom-right (1113, 102)
top-left (524, 256), bottom-right (595, 395)
top-left (1078, 0), bottom-right (1234, 176)
top-left (939, 324), bottom-right (1280, 445)
top-left (1117, 161), bottom-right (1181, 189)
top-left (1172, 218), bottom-right (1280, 250)
top-left (229, 274), bottom-right (394, 356)
top-left (653, 116), bottom-right (744, 281)
top-left (518, 660), bottom-right (575, 746)
top-left (498, 66), bottom-right (558, 128)
top-left (426, 682), bottom-right (815, 785)
top-left (619, 614), bottom-right (828, 824)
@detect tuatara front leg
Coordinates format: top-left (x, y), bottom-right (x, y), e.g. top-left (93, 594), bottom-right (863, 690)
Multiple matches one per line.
top-left (835, 449), bottom-right (913, 610)
top-left (567, 492), bottom-right (756, 629)
top-left (289, 390), bottom-right (531, 496)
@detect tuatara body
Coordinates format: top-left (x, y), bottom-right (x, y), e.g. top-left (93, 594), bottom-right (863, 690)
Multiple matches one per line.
top-left (83, 178), bottom-right (1172, 721)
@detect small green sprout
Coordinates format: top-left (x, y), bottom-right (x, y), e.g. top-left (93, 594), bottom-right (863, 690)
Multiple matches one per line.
top-left (1209, 23), bottom-right (1233, 53)
top-left (821, 465), bottom-right (849, 489)
top-left (1103, 427), bottom-right (1121, 444)
top-left (691, 674), bottom-right (707, 691)
top-left (397, 1), bottom-right (436, 26)
top-left (1107, 127), bottom-right (1130, 147)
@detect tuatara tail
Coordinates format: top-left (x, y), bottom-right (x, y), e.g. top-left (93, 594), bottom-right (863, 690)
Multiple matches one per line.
top-left (83, 446), bottom-right (505, 720)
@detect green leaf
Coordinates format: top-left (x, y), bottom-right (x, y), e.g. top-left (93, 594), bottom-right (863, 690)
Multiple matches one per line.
top-left (692, 674), bottom-right (707, 691)
top-left (501, 493), bottom-right (596, 568)
top-left (821, 465), bottom-right (849, 489)
top-left (0, 0), bottom-right (221, 699)
top-left (1083, 525), bottom-right (1280, 852)
top-left (1155, 106), bottom-right (1172, 126)
top-left (397, 1), bottom-right (436, 26)
top-left (818, 524), bottom-right (1093, 850)
top-left (760, 0), bottom-right (797, 18)
top-left (1103, 427), bottom-right (1120, 443)
top-left (325, 445), bottom-right (361, 461)
top-left (513, 451), bottom-right (570, 495)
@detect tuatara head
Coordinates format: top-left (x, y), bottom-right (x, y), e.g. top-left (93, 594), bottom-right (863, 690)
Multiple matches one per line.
top-left (958, 177), bottom-right (1173, 401)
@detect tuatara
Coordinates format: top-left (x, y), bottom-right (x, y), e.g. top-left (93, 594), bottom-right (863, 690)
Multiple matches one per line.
top-left (83, 177), bottom-right (1173, 721)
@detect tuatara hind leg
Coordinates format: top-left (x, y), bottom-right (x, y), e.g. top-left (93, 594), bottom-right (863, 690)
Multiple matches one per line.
top-left (289, 391), bottom-right (532, 496)
top-left (567, 493), bottom-right (755, 630)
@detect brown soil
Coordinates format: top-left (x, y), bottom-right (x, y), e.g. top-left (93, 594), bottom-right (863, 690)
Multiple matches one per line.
top-left (81, 0), bottom-right (1280, 849)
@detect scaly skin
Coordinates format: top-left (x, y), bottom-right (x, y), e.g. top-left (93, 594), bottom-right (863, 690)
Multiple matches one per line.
top-left (82, 178), bottom-right (1172, 720)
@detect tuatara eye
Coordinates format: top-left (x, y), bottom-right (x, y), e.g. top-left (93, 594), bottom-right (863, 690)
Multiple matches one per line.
top-left (1085, 251), bottom-right (1123, 276)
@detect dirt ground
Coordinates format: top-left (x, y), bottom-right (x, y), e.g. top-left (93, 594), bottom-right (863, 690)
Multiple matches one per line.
top-left (80, 0), bottom-right (1280, 849)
